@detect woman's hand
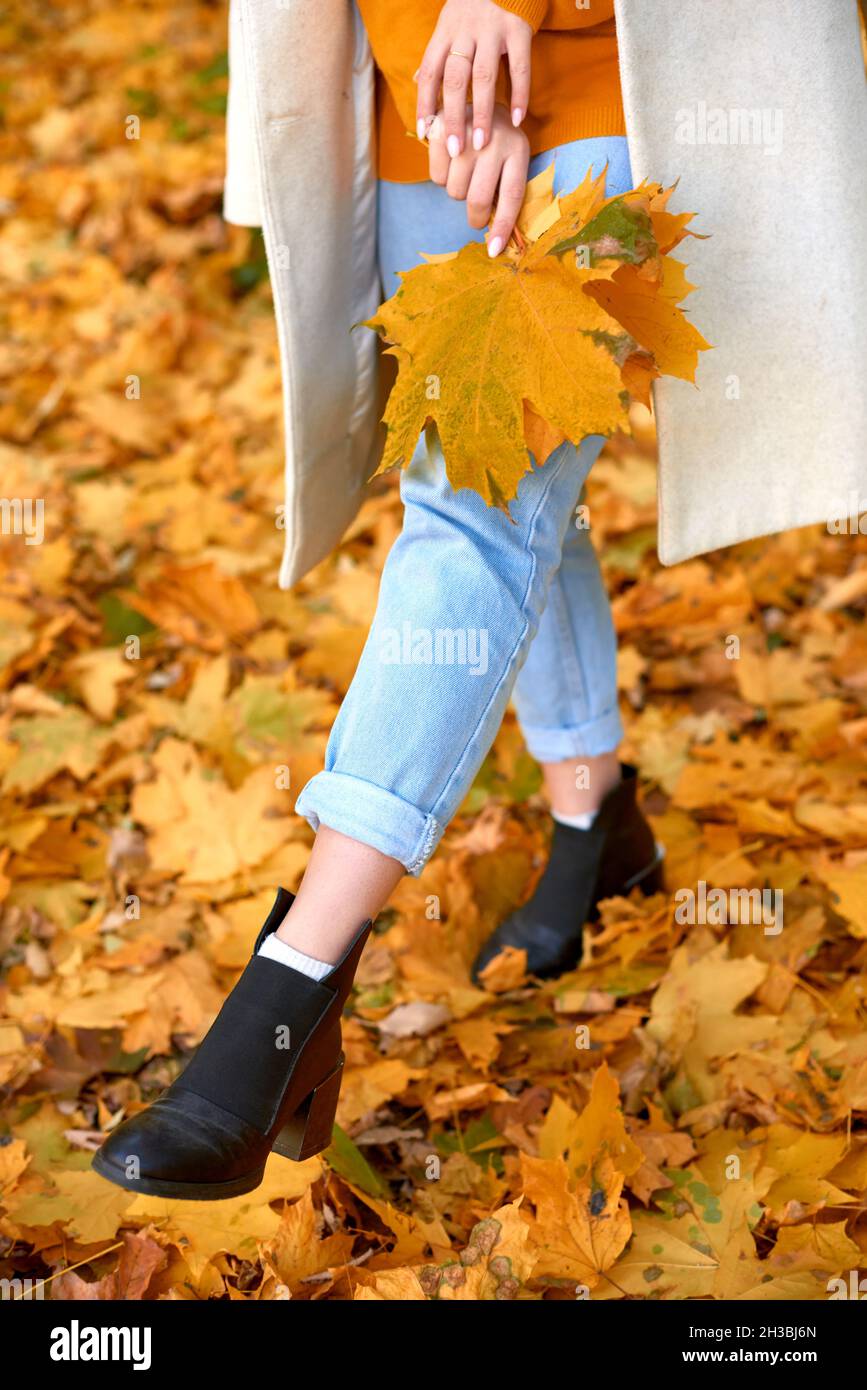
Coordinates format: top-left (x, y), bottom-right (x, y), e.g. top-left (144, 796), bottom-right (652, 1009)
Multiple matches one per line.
top-left (416, 0), bottom-right (532, 157)
top-left (428, 103), bottom-right (530, 257)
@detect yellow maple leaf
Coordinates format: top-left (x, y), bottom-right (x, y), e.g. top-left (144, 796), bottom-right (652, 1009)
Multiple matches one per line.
top-left (602, 1165), bottom-right (765, 1300)
top-left (522, 1152), bottom-right (631, 1288)
top-left (131, 738), bottom-right (293, 885)
top-left (644, 940), bottom-right (775, 1102)
top-left (261, 1188), bottom-right (354, 1288)
top-left (583, 264), bottom-right (709, 380)
top-left (538, 1061), bottom-right (643, 1180)
top-left (124, 1155), bottom-right (320, 1272)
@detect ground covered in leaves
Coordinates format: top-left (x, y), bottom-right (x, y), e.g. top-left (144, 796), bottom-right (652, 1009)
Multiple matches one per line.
top-left (2, 0), bottom-right (867, 1302)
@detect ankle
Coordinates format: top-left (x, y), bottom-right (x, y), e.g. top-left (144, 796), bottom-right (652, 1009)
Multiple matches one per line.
top-left (271, 825), bottom-right (401, 962)
top-left (259, 929), bottom-right (334, 979)
top-left (274, 904), bottom-right (340, 964)
top-left (546, 755), bottom-right (622, 820)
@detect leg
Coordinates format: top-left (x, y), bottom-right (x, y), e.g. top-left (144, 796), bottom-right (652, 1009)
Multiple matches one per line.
top-left (470, 478), bottom-right (662, 979)
top-left (542, 752), bottom-right (622, 815)
top-left (278, 826), bottom-right (404, 961)
top-left (292, 429), bottom-right (602, 904)
top-left (474, 495), bottom-right (662, 981)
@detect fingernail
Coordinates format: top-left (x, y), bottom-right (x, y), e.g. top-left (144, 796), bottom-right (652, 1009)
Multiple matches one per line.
top-left (412, 67), bottom-right (420, 82)
top-left (447, 135), bottom-right (460, 158)
top-left (473, 127), bottom-right (485, 150)
top-left (511, 107), bottom-right (523, 127)
top-left (417, 118), bottom-right (426, 140)
top-left (487, 236), bottom-right (503, 258)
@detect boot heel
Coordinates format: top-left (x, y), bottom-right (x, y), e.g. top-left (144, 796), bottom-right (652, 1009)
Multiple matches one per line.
top-left (272, 1055), bottom-right (344, 1161)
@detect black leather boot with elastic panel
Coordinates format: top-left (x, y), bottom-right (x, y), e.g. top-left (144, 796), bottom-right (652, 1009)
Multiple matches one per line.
top-left (93, 888), bottom-right (371, 1201)
top-left (472, 764), bottom-right (664, 983)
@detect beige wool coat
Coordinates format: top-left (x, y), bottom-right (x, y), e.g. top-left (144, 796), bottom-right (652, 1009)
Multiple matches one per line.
top-left (224, 0), bottom-right (867, 590)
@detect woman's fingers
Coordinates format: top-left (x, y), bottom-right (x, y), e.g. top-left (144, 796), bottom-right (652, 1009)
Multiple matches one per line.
top-left (470, 37), bottom-right (500, 150)
top-left (416, 7), bottom-right (534, 145)
top-left (505, 25), bottom-right (532, 127)
top-left (427, 116), bottom-right (450, 186)
top-left (441, 40), bottom-right (475, 156)
top-left (445, 141), bottom-right (475, 203)
top-left (487, 146), bottom-right (529, 256)
top-left (466, 155), bottom-right (500, 230)
top-left (428, 102), bottom-right (531, 247)
top-left (416, 32), bottom-right (452, 138)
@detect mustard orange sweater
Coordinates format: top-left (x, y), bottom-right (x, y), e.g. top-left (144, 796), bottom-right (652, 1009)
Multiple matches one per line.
top-left (356, 0), bottom-right (625, 182)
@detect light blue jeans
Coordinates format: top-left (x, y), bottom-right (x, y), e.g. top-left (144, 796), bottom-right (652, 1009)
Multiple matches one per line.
top-left (296, 136), bottom-right (632, 874)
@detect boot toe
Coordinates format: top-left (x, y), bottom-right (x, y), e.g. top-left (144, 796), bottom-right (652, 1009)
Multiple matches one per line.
top-left (471, 935), bottom-right (503, 984)
top-left (472, 909), bottom-right (582, 984)
top-left (95, 1092), bottom-right (269, 1193)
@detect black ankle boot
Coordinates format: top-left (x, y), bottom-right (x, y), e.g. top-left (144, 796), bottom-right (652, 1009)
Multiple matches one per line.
top-left (93, 889), bottom-right (371, 1200)
top-left (472, 765), bottom-right (663, 983)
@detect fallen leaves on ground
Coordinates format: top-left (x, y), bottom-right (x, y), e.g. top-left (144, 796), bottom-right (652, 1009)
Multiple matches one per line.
top-left (1, 0), bottom-right (867, 1304)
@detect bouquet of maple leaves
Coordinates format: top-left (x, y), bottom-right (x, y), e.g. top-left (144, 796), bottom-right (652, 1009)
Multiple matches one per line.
top-left (366, 162), bottom-right (711, 507)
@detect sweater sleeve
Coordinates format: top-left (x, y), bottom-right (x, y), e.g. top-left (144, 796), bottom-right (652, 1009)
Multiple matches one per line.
top-left (493, 0), bottom-right (548, 32)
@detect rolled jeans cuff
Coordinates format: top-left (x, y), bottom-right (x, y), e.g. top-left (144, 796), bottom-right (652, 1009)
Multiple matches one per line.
top-left (295, 771), bottom-right (442, 876)
top-left (517, 706), bottom-right (624, 764)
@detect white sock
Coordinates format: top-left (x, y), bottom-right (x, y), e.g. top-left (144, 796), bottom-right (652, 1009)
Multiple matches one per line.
top-left (258, 932), bottom-right (333, 981)
top-left (552, 807), bottom-right (599, 831)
